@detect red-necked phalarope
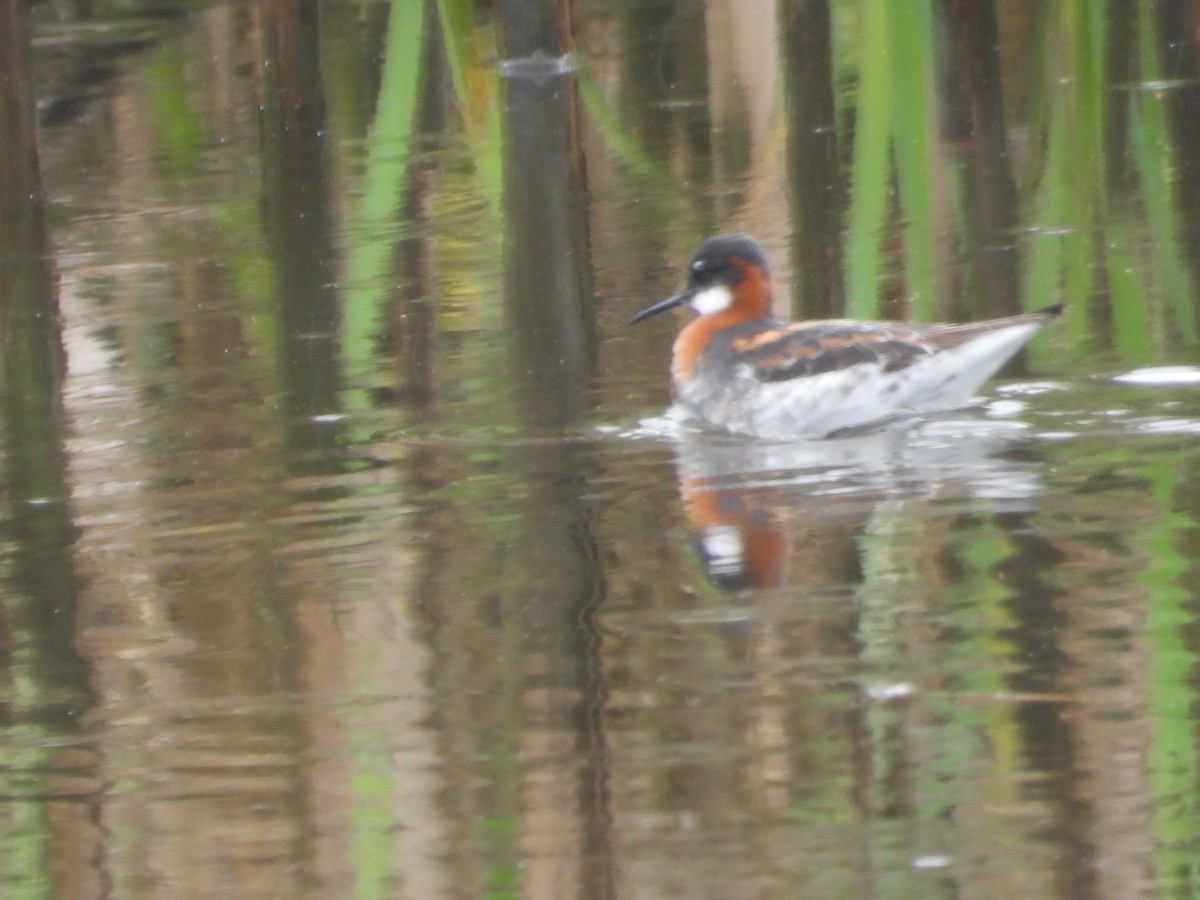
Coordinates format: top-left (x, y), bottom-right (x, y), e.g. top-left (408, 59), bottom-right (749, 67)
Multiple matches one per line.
top-left (631, 234), bottom-right (1062, 440)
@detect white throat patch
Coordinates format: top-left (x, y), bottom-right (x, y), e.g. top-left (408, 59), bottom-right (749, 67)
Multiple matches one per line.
top-left (689, 284), bottom-right (733, 315)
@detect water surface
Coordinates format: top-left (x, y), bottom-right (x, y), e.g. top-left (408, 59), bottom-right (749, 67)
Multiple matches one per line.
top-left (2, 2), bottom-right (1200, 897)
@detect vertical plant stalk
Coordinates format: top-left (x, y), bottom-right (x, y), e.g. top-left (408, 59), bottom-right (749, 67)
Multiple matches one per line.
top-left (341, 0), bottom-right (428, 406)
top-left (844, 0), bottom-right (894, 318)
top-left (1127, 3), bottom-right (1196, 348)
top-left (888, 0), bottom-right (937, 320)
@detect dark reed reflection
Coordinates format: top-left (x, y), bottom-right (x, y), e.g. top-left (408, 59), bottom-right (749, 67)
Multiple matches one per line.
top-left (0, 5), bottom-right (100, 894)
top-left (0, 0), bottom-right (93, 723)
top-left (1157, 0), bottom-right (1200, 310)
top-left (936, 0), bottom-right (1022, 317)
top-left (496, 2), bottom-right (614, 897)
top-left (262, 0), bottom-right (343, 468)
top-left (780, 0), bottom-right (845, 318)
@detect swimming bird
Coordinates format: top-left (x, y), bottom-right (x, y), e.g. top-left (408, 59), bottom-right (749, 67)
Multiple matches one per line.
top-left (631, 234), bottom-right (1062, 440)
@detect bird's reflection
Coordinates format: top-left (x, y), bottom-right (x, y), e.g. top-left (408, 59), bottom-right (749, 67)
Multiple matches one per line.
top-left (671, 411), bottom-right (1044, 590)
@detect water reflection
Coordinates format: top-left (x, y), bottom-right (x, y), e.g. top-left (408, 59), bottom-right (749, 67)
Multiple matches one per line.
top-left (615, 404), bottom-right (1153, 898)
top-left (500, 13), bottom-right (616, 898)
top-left (673, 414), bottom-right (1041, 590)
top-left (4, 0), bottom-right (1200, 896)
top-left (0, 4), bottom-right (98, 894)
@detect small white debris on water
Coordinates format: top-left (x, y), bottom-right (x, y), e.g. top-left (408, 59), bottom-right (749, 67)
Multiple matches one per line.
top-left (994, 380), bottom-right (1070, 396)
top-left (983, 399), bottom-right (1027, 418)
top-left (866, 681), bottom-right (916, 701)
top-left (1134, 417), bottom-right (1200, 436)
top-left (912, 855), bottom-right (953, 870)
top-left (1114, 366), bottom-right (1200, 386)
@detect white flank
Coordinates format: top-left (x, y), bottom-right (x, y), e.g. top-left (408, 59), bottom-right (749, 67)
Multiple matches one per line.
top-left (690, 284), bottom-right (733, 315)
top-left (681, 320), bottom-right (1051, 440)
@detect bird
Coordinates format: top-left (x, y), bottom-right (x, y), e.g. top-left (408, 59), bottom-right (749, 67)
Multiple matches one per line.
top-left (630, 234), bottom-right (1062, 441)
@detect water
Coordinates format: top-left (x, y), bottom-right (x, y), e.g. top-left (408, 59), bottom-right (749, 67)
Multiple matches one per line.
top-left (3, 1), bottom-right (1200, 897)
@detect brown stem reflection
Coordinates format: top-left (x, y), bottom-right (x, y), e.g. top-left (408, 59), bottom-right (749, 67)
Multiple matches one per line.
top-left (621, 0), bottom-right (711, 180)
top-left (497, 3), bottom-right (612, 896)
top-left (0, 0), bottom-right (65, 390)
top-left (259, 10), bottom-right (342, 887)
top-left (936, 0), bottom-right (1022, 318)
top-left (261, 0), bottom-right (342, 468)
top-left (0, 3), bottom-right (100, 893)
top-left (997, 525), bottom-right (1101, 899)
top-left (0, 0), bottom-right (92, 715)
top-left (1105, 0), bottom-right (1138, 194)
top-left (779, 0), bottom-right (845, 319)
top-left (393, 18), bottom-right (444, 411)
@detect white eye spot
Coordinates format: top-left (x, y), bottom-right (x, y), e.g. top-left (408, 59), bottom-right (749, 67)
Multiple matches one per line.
top-left (690, 284), bottom-right (733, 315)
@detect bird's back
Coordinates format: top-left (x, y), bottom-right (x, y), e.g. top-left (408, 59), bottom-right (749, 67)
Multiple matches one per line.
top-left (677, 307), bottom-right (1061, 440)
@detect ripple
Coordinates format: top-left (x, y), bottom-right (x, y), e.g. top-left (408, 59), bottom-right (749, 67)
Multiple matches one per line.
top-left (1116, 78), bottom-right (1200, 92)
top-left (993, 380), bottom-right (1072, 396)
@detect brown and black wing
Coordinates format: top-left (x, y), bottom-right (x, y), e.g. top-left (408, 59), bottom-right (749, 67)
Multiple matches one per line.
top-left (731, 322), bottom-right (934, 383)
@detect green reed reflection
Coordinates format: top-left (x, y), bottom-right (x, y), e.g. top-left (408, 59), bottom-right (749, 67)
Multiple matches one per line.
top-left (842, 0), bottom-right (937, 319)
top-left (341, 0), bottom-right (512, 421)
top-left (1130, 3), bottom-right (1197, 348)
top-left (144, 47), bottom-right (206, 177)
top-left (886, 1), bottom-right (936, 321)
top-left (1020, 1), bottom-right (1197, 356)
top-left (829, 0), bottom-right (1200, 353)
top-left (1141, 458), bottom-right (1200, 895)
top-left (342, 0), bottom-right (428, 404)
top-left (842, 0), bottom-right (894, 318)
top-left (437, 0), bottom-right (503, 203)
